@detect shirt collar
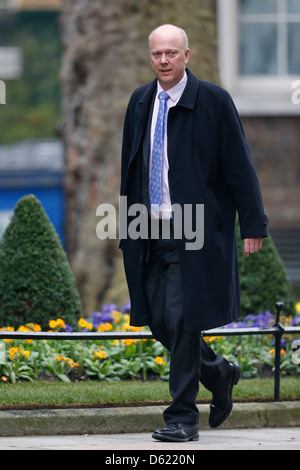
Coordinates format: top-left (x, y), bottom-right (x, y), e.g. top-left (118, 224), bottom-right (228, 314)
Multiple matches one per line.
top-left (157, 71), bottom-right (188, 103)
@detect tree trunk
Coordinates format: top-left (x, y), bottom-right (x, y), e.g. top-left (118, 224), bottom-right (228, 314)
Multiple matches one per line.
top-left (60, 0), bottom-right (219, 315)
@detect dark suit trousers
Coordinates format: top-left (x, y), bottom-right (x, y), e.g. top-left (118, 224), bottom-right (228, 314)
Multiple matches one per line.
top-left (144, 223), bottom-right (231, 425)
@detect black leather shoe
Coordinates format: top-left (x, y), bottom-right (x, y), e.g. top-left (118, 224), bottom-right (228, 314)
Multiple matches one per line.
top-left (152, 423), bottom-right (199, 442)
top-left (209, 362), bottom-right (240, 429)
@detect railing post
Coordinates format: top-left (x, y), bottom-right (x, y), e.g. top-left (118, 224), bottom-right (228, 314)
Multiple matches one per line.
top-left (274, 302), bottom-right (285, 402)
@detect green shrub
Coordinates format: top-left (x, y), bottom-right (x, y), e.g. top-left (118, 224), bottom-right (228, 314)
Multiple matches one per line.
top-left (236, 220), bottom-right (296, 317)
top-left (0, 195), bottom-right (82, 329)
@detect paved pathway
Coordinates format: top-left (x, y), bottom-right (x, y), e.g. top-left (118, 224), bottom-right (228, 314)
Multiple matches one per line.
top-left (0, 428), bottom-right (299, 450)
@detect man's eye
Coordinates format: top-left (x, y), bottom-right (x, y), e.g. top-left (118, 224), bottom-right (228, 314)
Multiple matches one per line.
top-left (152, 51), bottom-right (178, 59)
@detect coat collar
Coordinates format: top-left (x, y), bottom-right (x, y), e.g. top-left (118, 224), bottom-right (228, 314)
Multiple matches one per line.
top-left (137, 67), bottom-right (199, 109)
top-left (137, 68), bottom-right (199, 109)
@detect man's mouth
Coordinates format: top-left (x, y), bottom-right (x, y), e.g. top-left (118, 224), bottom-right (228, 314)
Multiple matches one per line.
top-left (160, 69), bottom-right (172, 74)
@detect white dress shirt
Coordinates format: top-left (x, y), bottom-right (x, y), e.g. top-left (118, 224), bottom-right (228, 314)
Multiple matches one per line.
top-left (149, 72), bottom-right (188, 219)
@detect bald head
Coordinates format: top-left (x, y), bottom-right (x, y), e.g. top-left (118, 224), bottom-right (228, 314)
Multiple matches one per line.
top-left (149, 24), bottom-right (189, 52)
top-left (148, 24), bottom-right (190, 90)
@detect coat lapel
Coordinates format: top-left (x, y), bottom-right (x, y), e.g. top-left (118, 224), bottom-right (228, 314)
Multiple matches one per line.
top-left (128, 69), bottom-right (199, 168)
top-left (128, 79), bottom-right (157, 168)
top-left (177, 68), bottom-right (200, 109)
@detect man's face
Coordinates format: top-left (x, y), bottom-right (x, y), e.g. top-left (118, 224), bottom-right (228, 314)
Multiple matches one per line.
top-left (149, 27), bottom-right (190, 91)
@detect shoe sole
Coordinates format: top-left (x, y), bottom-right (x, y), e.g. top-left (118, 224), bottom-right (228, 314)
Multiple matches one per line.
top-left (152, 433), bottom-right (199, 443)
top-left (209, 362), bottom-right (241, 429)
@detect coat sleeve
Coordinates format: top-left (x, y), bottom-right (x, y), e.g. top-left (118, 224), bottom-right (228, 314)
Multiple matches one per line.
top-left (119, 99), bottom-right (132, 250)
top-left (119, 90), bottom-right (140, 250)
top-left (120, 97), bottom-right (135, 197)
top-left (218, 91), bottom-right (269, 239)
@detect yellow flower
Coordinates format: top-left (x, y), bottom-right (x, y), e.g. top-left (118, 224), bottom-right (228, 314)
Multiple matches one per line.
top-left (17, 325), bottom-right (29, 332)
top-left (93, 350), bottom-right (107, 360)
top-left (269, 348), bottom-right (286, 357)
top-left (65, 358), bottom-right (77, 368)
top-left (49, 320), bottom-right (58, 329)
top-left (121, 339), bottom-right (137, 346)
top-left (154, 356), bottom-right (166, 366)
top-left (296, 302), bottom-right (300, 314)
top-left (1, 376), bottom-right (7, 382)
top-left (128, 325), bottom-right (143, 332)
top-left (0, 327), bottom-right (14, 343)
top-left (49, 319), bottom-right (65, 330)
top-left (78, 318), bottom-right (93, 330)
top-left (97, 322), bottom-right (113, 332)
top-left (25, 323), bottom-right (42, 332)
top-left (202, 336), bottom-right (222, 343)
top-left (111, 311), bottom-right (123, 323)
top-left (9, 346), bottom-right (30, 360)
top-left (55, 355), bottom-right (78, 368)
top-left (203, 336), bottom-right (216, 343)
top-left (56, 319), bottom-right (65, 329)
top-left (9, 347), bottom-right (18, 359)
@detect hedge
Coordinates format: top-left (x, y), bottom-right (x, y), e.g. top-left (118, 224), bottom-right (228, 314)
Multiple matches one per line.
top-left (0, 195), bottom-right (82, 329)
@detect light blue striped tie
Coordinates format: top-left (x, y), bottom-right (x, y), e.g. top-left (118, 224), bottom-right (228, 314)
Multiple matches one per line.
top-left (150, 91), bottom-right (169, 211)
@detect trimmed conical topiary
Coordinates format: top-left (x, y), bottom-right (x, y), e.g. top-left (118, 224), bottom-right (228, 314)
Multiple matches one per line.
top-left (0, 195), bottom-right (82, 329)
top-left (236, 220), bottom-right (296, 318)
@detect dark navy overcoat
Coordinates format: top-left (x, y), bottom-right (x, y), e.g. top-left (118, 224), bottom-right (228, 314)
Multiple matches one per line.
top-left (120, 68), bottom-right (268, 331)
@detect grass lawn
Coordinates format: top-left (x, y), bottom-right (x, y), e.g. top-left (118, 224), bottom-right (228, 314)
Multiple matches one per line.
top-left (0, 377), bottom-right (299, 409)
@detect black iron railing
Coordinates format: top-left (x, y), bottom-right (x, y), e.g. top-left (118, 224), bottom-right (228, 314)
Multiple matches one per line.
top-left (0, 302), bottom-right (299, 401)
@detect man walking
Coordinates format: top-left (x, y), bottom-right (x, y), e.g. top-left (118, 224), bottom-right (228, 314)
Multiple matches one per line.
top-left (120, 24), bottom-right (268, 442)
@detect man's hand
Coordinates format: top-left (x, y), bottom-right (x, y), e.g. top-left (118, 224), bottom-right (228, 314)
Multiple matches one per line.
top-left (244, 238), bottom-right (263, 258)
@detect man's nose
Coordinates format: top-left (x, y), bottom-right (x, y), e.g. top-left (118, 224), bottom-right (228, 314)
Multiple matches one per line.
top-left (160, 53), bottom-right (169, 63)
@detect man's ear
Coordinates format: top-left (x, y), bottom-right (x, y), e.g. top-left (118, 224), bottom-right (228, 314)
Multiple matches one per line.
top-left (185, 49), bottom-right (190, 64)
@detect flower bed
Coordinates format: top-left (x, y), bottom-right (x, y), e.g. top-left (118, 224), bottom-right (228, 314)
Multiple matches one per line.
top-left (0, 302), bottom-right (299, 383)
